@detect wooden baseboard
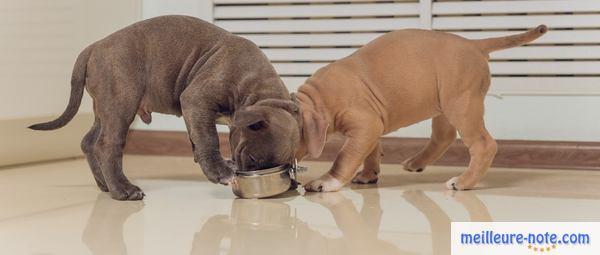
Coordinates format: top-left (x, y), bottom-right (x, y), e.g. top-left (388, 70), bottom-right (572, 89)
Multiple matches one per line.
top-left (124, 130), bottom-right (600, 170)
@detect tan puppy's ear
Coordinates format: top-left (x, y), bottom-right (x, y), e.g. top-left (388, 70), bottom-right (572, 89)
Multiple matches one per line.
top-left (302, 110), bottom-right (328, 158)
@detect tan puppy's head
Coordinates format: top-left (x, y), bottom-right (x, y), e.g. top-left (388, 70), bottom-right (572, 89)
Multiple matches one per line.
top-left (295, 102), bottom-right (329, 161)
top-left (230, 99), bottom-right (301, 171)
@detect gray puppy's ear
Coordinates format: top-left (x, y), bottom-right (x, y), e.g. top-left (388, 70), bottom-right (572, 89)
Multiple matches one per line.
top-left (233, 109), bottom-right (269, 131)
top-left (254, 98), bottom-right (299, 114)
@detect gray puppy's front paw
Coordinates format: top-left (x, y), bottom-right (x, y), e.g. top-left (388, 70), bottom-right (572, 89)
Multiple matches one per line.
top-left (203, 161), bottom-right (236, 185)
top-left (224, 159), bottom-right (238, 171)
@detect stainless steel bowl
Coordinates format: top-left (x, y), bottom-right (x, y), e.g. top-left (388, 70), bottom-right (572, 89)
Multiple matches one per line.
top-left (232, 162), bottom-right (303, 199)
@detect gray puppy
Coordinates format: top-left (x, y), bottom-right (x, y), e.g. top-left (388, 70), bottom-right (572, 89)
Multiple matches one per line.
top-left (29, 15), bottom-right (301, 200)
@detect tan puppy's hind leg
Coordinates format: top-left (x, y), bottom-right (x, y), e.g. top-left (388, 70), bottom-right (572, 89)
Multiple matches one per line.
top-left (445, 98), bottom-right (497, 190)
top-left (403, 115), bottom-right (457, 172)
top-left (352, 141), bottom-right (383, 184)
top-left (305, 124), bottom-right (383, 192)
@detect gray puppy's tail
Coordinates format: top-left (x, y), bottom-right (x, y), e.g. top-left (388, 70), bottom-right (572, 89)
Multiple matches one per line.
top-left (28, 45), bottom-right (93, 130)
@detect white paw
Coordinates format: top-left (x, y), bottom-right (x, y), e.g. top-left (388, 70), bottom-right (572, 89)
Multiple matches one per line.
top-left (304, 174), bottom-right (344, 192)
top-left (446, 176), bottom-right (467, 191)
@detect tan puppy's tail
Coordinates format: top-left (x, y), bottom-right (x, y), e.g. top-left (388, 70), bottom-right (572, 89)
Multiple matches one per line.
top-left (473, 25), bottom-right (548, 53)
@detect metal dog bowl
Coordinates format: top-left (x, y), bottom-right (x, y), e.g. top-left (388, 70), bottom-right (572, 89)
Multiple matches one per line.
top-left (232, 160), bottom-right (305, 199)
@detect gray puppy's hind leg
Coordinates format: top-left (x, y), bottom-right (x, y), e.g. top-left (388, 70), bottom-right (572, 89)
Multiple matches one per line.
top-left (94, 113), bottom-right (144, 200)
top-left (91, 83), bottom-right (145, 200)
top-left (81, 117), bottom-right (108, 192)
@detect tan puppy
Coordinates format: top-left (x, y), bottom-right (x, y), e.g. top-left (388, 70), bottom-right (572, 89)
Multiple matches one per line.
top-left (295, 25), bottom-right (548, 192)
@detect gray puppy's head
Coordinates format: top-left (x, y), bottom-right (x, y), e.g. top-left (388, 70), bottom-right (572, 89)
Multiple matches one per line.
top-left (230, 99), bottom-right (301, 171)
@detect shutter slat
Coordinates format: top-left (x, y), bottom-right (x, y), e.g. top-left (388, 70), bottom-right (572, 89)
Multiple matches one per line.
top-left (241, 30), bottom-right (600, 48)
top-left (214, 3), bottom-right (419, 19)
top-left (454, 30), bottom-right (600, 44)
top-left (263, 48), bottom-right (354, 61)
top-left (433, 0), bottom-right (600, 15)
top-left (490, 62), bottom-right (600, 75)
top-left (273, 62), bottom-right (600, 76)
top-left (489, 77), bottom-right (600, 95)
top-left (281, 77), bottom-right (600, 95)
top-left (264, 46), bottom-right (600, 61)
top-left (215, 0), bottom-right (417, 4)
top-left (491, 46), bottom-right (600, 60)
top-left (241, 33), bottom-right (382, 47)
top-left (434, 14), bottom-right (600, 30)
top-left (215, 18), bottom-right (421, 33)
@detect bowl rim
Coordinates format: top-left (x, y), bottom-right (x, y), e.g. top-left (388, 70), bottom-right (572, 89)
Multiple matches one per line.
top-left (234, 164), bottom-right (291, 177)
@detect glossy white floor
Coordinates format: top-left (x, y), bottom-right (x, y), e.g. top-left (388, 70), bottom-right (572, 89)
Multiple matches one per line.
top-left (1, 155), bottom-right (599, 255)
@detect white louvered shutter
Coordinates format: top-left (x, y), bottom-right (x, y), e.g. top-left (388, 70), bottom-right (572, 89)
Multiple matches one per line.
top-left (213, 0), bottom-right (600, 96)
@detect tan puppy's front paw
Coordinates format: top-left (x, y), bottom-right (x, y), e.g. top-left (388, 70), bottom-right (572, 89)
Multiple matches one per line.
top-left (304, 174), bottom-right (344, 192)
top-left (445, 176), bottom-right (475, 191)
top-left (402, 158), bottom-right (426, 173)
top-left (351, 170), bottom-right (379, 184)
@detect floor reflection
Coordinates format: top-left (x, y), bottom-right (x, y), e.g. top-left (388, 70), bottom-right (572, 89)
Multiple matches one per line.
top-left (191, 189), bottom-right (492, 255)
top-left (402, 190), bottom-right (492, 255)
top-left (5, 157), bottom-right (600, 255)
top-left (82, 193), bottom-right (144, 255)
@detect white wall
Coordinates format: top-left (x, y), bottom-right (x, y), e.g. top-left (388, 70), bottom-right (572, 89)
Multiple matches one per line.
top-left (0, 0), bottom-right (142, 166)
top-left (142, 0), bottom-right (212, 21)
top-left (134, 0), bottom-right (600, 142)
top-left (0, 0), bottom-right (142, 120)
